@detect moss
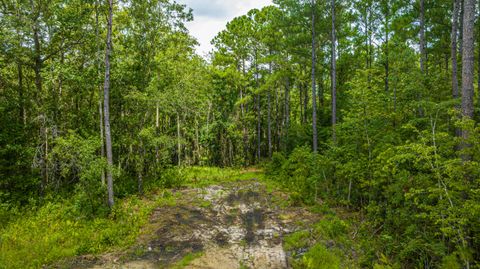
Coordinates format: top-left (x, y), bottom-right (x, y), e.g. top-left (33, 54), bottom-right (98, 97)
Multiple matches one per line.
top-left (171, 251), bottom-right (203, 269)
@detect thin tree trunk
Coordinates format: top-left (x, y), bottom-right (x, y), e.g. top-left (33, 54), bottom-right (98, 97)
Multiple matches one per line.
top-left (452, 0), bottom-right (460, 100)
top-left (318, 76), bottom-right (324, 107)
top-left (304, 81), bottom-right (308, 124)
top-left (104, 0), bottom-right (115, 207)
top-left (284, 77), bottom-right (290, 151)
top-left (155, 102), bottom-right (160, 163)
top-left (420, 0), bottom-right (426, 74)
top-left (275, 84), bottom-right (280, 151)
top-left (268, 60), bottom-right (272, 158)
top-left (138, 142), bottom-right (144, 196)
top-left (15, 8), bottom-right (26, 126)
top-left (138, 168), bottom-right (143, 195)
top-left (299, 82), bottom-right (304, 124)
top-left (312, 0), bottom-right (318, 153)
top-left (177, 112), bottom-right (181, 166)
top-left (195, 116), bottom-right (200, 164)
top-left (99, 100), bottom-right (105, 185)
top-left (331, 0), bottom-right (337, 144)
top-left (241, 59), bottom-right (248, 165)
top-left (95, 0), bottom-right (105, 185)
top-left (418, 0), bottom-right (426, 116)
top-left (255, 50), bottom-right (261, 162)
top-left (30, 0), bottom-right (48, 195)
top-left (256, 94), bottom-right (261, 162)
top-left (17, 62), bottom-right (25, 125)
top-left (384, 3), bottom-right (390, 93)
top-left (459, 0), bottom-right (464, 56)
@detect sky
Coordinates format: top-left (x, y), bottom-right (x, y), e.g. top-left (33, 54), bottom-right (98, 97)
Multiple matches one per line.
top-left (177, 0), bottom-right (273, 57)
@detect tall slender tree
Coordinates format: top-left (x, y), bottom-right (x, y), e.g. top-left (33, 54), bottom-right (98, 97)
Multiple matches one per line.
top-left (311, 0), bottom-right (318, 152)
top-left (104, 0), bottom-right (114, 207)
top-left (419, 0), bottom-right (426, 74)
top-left (331, 0), bottom-right (337, 143)
top-left (452, 0), bottom-right (460, 101)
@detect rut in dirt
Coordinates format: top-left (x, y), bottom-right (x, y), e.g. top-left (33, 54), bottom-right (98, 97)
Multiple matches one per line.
top-left (66, 179), bottom-right (319, 269)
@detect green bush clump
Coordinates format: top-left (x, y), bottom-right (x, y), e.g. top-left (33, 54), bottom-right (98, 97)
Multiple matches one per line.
top-left (266, 146), bottom-right (331, 205)
top-left (302, 244), bottom-right (341, 269)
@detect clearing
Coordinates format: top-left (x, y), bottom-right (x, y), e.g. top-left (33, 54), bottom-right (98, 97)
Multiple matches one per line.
top-left (55, 171), bottom-right (354, 269)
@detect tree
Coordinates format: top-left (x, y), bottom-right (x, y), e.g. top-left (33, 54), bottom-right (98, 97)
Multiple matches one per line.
top-left (311, 0), bottom-right (318, 152)
top-left (451, 0), bottom-right (460, 101)
top-left (331, 0), bottom-right (337, 143)
top-left (104, 0), bottom-right (114, 207)
top-left (461, 0), bottom-right (475, 121)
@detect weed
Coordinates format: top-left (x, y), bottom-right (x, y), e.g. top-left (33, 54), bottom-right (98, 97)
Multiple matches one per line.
top-left (171, 251), bottom-right (203, 269)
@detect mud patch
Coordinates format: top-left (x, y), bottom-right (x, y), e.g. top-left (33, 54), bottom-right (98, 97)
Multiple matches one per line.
top-left (64, 179), bottom-right (319, 269)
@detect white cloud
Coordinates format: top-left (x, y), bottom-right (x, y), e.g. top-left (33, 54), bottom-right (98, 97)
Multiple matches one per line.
top-left (178, 0), bottom-right (273, 57)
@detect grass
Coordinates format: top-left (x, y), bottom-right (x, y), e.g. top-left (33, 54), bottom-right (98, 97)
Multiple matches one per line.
top-left (0, 166), bottom-right (255, 269)
top-left (0, 166), bottom-right (360, 268)
top-left (170, 251), bottom-right (204, 269)
top-left (0, 189), bottom-right (176, 269)
top-left (182, 166), bottom-right (264, 187)
top-left (282, 207), bottom-right (359, 269)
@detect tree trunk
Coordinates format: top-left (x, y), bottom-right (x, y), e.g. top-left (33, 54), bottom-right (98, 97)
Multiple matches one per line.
top-left (256, 94), bottom-right (261, 162)
top-left (241, 59), bottom-right (248, 165)
top-left (331, 0), bottom-right (337, 144)
top-left (155, 102), bottom-right (160, 163)
top-left (284, 77), bottom-right (290, 151)
top-left (275, 84), bottom-right (281, 151)
top-left (303, 81), bottom-right (308, 124)
top-left (384, 3), bottom-right (390, 93)
top-left (177, 112), bottom-right (181, 166)
top-left (30, 0), bottom-right (48, 195)
top-left (104, 0), bottom-right (114, 208)
top-left (95, 0), bottom-right (105, 185)
top-left (452, 0), bottom-right (460, 100)
top-left (17, 62), bottom-right (25, 126)
top-left (418, 0), bottom-right (426, 117)
top-left (99, 100), bottom-right (105, 185)
top-left (420, 0), bottom-right (426, 74)
top-left (195, 116), bottom-right (200, 164)
top-left (461, 0), bottom-right (475, 124)
top-left (255, 50), bottom-right (261, 162)
top-left (268, 61), bottom-right (272, 158)
top-left (459, 0), bottom-right (464, 56)
top-left (299, 82), bottom-right (304, 124)
top-left (312, 0), bottom-right (318, 153)
top-left (478, 11), bottom-right (480, 118)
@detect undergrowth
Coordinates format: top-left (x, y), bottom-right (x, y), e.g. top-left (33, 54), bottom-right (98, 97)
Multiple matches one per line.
top-left (0, 166), bottom-right (248, 269)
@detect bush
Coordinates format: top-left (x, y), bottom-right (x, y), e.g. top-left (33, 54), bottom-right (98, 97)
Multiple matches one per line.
top-left (302, 244), bottom-right (341, 269)
top-left (266, 146), bottom-right (326, 204)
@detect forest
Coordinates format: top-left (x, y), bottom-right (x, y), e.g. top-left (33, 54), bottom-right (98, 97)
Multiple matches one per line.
top-left (0, 0), bottom-right (479, 268)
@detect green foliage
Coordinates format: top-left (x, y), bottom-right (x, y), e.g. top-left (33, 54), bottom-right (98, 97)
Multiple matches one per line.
top-left (171, 252), bottom-right (204, 269)
top-left (146, 167), bottom-right (186, 190)
top-left (53, 132), bottom-right (108, 216)
top-left (302, 244), bottom-right (341, 269)
top-left (284, 230), bottom-right (310, 251)
top-left (1, 0), bottom-right (480, 267)
top-left (283, 207), bottom-right (357, 268)
top-left (267, 146), bottom-right (332, 205)
top-left (0, 191), bottom-right (176, 268)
